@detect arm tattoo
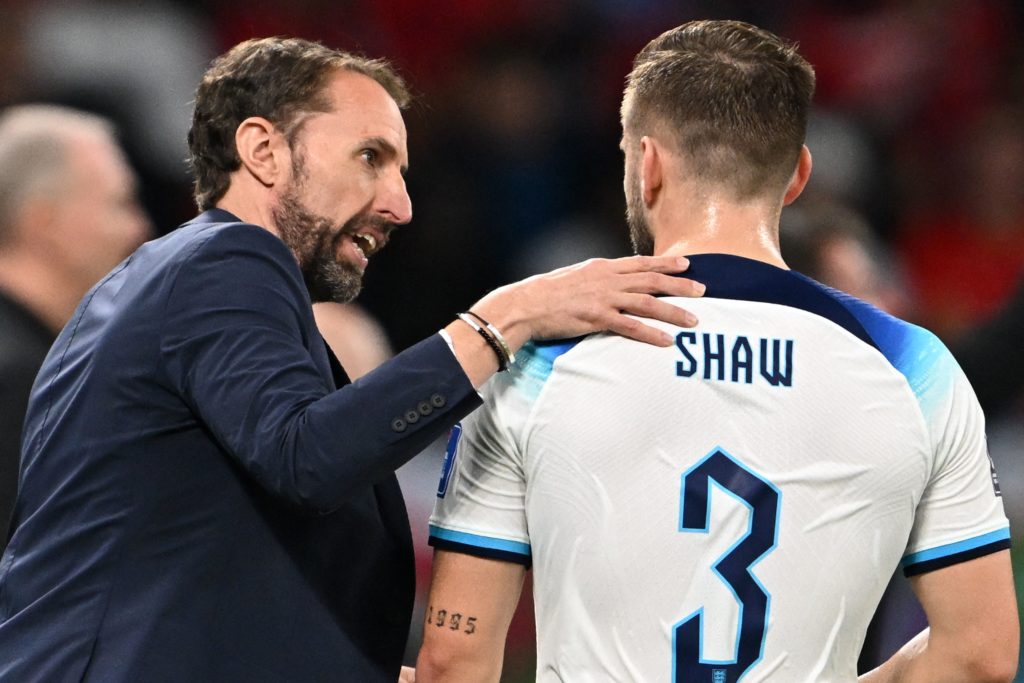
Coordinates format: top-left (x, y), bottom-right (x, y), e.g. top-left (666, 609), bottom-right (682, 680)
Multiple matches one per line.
top-left (426, 605), bottom-right (478, 635)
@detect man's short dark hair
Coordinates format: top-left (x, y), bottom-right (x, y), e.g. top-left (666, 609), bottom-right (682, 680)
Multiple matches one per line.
top-left (188, 37), bottom-right (410, 210)
top-left (622, 20), bottom-right (815, 200)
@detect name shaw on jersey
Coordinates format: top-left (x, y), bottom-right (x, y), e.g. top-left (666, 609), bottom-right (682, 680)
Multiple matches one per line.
top-left (675, 331), bottom-right (794, 387)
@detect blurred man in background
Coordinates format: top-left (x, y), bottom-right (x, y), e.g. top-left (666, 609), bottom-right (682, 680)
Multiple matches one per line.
top-left (314, 302), bottom-right (394, 380)
top-left (0, 105), bottom-right (149, 546)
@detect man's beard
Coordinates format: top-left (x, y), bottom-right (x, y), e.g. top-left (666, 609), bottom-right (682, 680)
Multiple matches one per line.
top-left (625, 163), bottom-right (655, 256)
top-left (272, 186), bottom-right (365, 304)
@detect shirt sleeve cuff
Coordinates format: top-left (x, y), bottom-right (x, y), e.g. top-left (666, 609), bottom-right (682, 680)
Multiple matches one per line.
top-left (437, 329), bottom-right (484, 398)
top-left (428, 525), bottom-right (532, 568)
top-left (902, 527), bottom-right (1011, 577)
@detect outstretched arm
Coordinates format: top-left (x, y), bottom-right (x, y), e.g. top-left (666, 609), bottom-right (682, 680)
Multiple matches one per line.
top-left (447, 255), bottom-right (704, 387)
top-left (415, 550), bottom-right (527, 683)
top-left (859, 550), bottom-right (1018, 682)
top-left (163, 229), bottom-right (703, 513)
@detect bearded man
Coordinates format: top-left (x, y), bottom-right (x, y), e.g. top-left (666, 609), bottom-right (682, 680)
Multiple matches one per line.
top-left (0, 38), bottom-right (704, 683)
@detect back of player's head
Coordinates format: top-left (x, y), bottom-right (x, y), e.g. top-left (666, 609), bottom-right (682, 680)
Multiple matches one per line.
top-left (622, 20), bottom-right (815, 201)
top-left (188, 37), bottom-right (410, 211)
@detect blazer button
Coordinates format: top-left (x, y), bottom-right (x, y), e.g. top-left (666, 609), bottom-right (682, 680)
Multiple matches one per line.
top-left (418, 401), bottom-right (433, 416)
top-left (430, 393), bottom-right (446, 408)
top-left (391, 417), bottom-right (407, 433)
top-left (405, 409), bottom-right (420, 424)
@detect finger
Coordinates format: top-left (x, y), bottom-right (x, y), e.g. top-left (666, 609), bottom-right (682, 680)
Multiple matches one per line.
top-left (609, 254), bottom-right (691, 274)
top-left (614, 293), bottom-right (698, 328)
top-left (619, 272), bottom-right (706, 297)
top-left (604, 313), bottom-right (676, 347)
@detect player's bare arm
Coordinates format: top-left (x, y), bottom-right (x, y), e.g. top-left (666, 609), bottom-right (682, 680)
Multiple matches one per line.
top-left (858, 550), bottom-right (1018, 682)
top-left (445, 255), bottom-right (704, 387)
top-left (415, 550), bottom-right (526, 682)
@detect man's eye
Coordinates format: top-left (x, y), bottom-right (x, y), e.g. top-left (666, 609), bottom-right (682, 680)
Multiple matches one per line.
top-left (361, 149), bottom-right (378, 165)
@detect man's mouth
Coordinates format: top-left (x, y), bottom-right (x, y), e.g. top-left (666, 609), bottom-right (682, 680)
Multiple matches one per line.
top-left (336, 228), bottom-right (389, 272)
top-left (352, 232), bottom-right (379, 257)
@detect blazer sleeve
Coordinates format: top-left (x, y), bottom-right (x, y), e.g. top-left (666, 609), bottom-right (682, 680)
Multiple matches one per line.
top-left (159, 224), bottom-right (481, 512)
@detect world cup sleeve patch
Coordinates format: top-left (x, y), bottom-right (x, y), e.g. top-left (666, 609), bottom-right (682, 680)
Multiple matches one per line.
top-left (990, 454), bottom-right (1002, 497)
top-left (437, 424), bottom-right (462, 498)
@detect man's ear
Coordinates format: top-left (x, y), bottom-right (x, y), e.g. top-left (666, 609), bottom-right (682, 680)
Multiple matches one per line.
top-left (234, 117), bottom-right (289, 187)
top-left (783, 145), bottom-right (812, 206)
top-left (640, 135), bottom-right (663, 207)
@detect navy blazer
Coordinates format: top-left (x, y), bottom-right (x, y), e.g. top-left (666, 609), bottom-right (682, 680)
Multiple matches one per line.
top-left (0, 210), bottom-right (480, 682)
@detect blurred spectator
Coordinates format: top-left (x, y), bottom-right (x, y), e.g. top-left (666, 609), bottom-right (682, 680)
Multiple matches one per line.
top-left (313, 302), bottom-right (394, 380)
top-left (802, 111), bottom-right (882, 216)
top-left (0, 105), bottom-right (150, 546)
top-left (782, 198), bottom-right (911, 317)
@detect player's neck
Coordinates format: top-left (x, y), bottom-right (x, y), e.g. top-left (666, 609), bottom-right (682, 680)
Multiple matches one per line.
top-left (650, 193), bottom-right (787, 268)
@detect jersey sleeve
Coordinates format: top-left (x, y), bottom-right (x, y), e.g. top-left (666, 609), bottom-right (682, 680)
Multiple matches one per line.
top-left (901, 356), bottom-right (1010, 577)
top-left (428, 370), bottom-right (533, 567)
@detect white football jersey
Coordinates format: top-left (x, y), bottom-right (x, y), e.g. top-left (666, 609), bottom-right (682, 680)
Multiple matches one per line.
top-left (429, 254), bottom-right (1009, 683)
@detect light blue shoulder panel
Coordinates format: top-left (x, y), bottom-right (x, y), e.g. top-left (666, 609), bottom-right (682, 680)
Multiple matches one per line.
top-left (836, 295), bottom-right (958, 420)
top-left (509, 338), bottom-right (583, 401)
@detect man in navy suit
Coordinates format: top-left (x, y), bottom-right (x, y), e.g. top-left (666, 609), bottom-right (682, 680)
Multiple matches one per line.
top-left (0, 38), bottom-right (704, 682)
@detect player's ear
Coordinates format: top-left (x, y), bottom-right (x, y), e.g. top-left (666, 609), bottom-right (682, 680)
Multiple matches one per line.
top-left (640, 135), bottom-right (663, 207)
top-left (783, 145), bottom-right (812, 206)
top-left (235, 117), bottom-right (289, 187)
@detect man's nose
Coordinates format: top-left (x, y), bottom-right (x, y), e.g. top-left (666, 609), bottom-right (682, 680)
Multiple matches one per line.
top-left (379, 174), bottom-right (412, 225)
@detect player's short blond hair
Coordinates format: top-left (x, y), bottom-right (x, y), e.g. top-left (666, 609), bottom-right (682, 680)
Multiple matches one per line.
top-left (622, 20), bottom-right (815, 200)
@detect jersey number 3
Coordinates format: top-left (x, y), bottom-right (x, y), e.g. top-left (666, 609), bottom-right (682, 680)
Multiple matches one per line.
top-left (673, 448), bottom-right (781, 683)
